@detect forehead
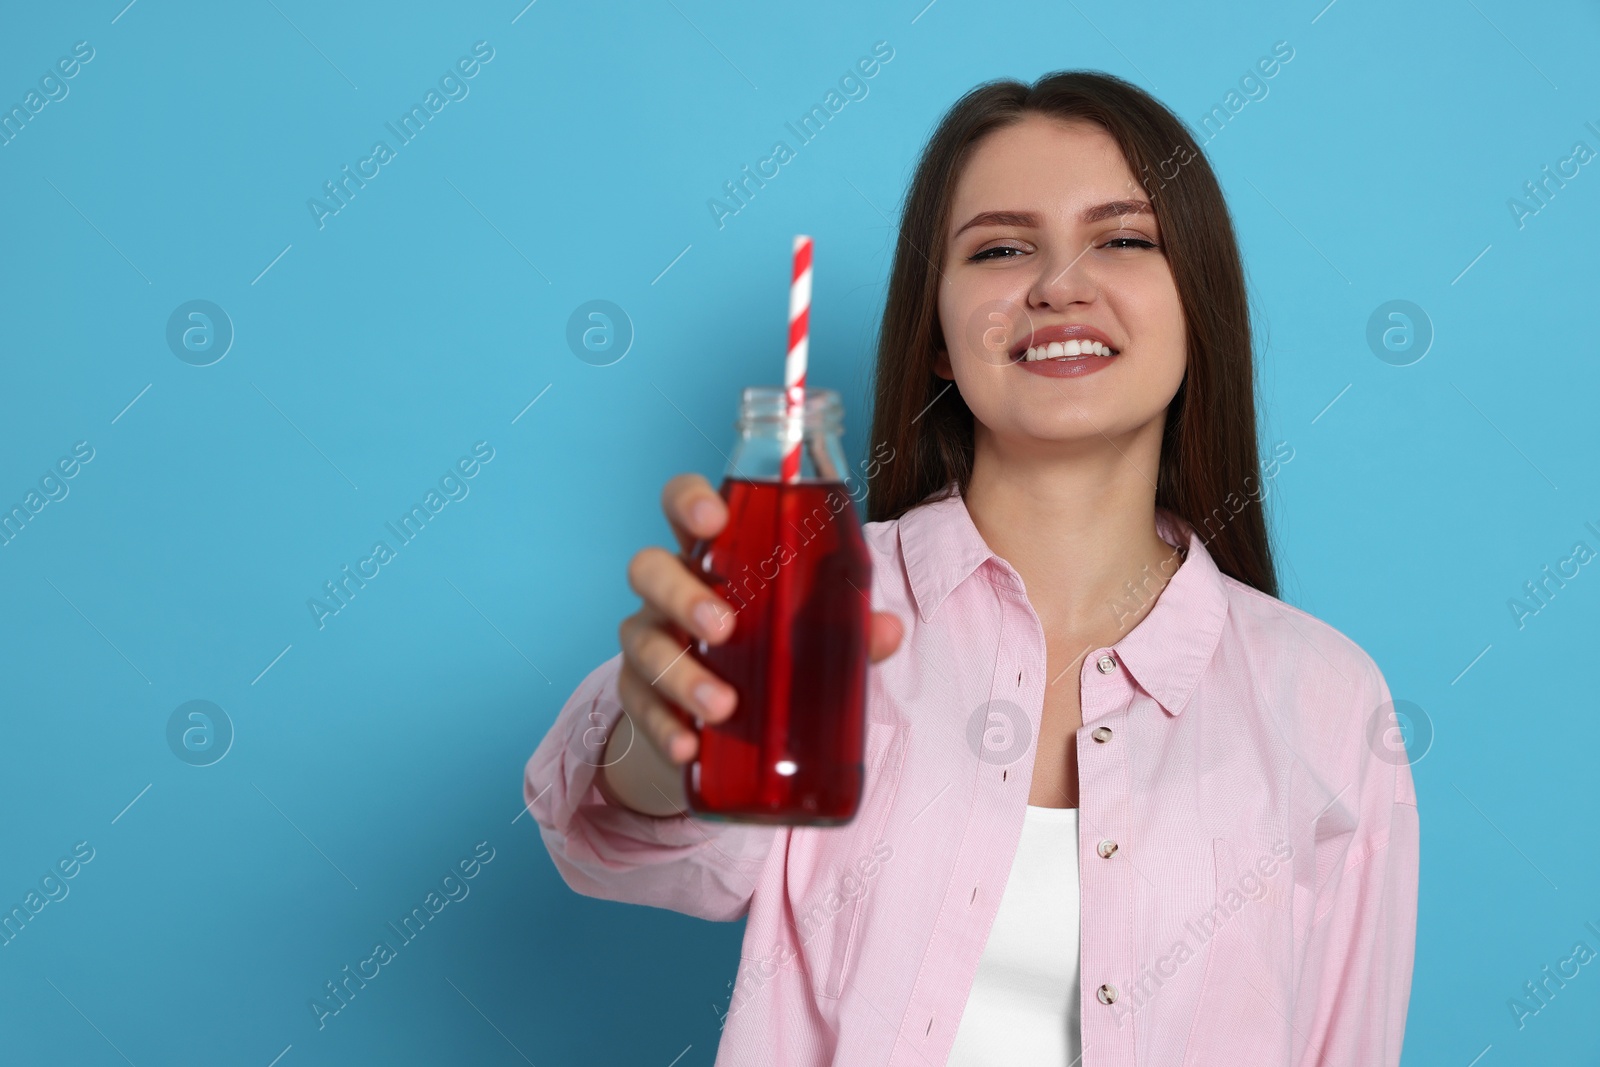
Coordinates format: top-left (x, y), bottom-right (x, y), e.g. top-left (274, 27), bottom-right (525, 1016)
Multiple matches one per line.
top-left (950, 114), bottom-right (1140, 222)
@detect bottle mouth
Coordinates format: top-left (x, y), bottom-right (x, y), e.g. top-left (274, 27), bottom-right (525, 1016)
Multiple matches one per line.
top-left (737, 386), bottom-right (842, 429)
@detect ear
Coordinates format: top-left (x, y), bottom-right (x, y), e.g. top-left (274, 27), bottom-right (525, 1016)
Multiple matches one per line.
top-left (932, 345), bottom-right (953, 380)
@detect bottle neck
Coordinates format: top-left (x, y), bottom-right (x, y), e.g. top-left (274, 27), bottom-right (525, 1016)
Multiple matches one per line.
top-left (725, 387), bottom-right (850, 484)
top-left (725, 424), bottom-right (851, 483)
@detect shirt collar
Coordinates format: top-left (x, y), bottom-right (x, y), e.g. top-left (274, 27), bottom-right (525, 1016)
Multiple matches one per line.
top-left (897, 481), bottom-right (1230, 717)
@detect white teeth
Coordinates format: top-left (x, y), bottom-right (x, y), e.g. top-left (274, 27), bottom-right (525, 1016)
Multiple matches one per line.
top-left (1021, 339), bottom-right (1117, 361)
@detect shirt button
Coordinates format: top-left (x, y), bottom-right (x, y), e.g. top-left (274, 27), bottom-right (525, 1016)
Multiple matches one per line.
top-left (1097, 983), bottom-right (1118, 1004)
top-left (1096, 654), bottom-right (1117, 674)
top-left (1091, 726), bottom-right (1113, 743)
top-left (1098, 839), bottom-right (1119, 858)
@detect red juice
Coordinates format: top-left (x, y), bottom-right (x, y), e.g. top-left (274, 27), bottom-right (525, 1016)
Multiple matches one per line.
top-left (671, 476), bottom-right (872, 826)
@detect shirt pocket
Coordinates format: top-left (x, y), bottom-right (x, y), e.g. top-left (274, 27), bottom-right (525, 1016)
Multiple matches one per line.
top-left (1180, 835), bottom-right (1296, 1066)
top-left (784, 720), bottom-right (909, 1000)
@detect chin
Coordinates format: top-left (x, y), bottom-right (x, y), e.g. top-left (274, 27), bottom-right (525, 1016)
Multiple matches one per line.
top-left (1016, 403), bottom-right (1164, 444)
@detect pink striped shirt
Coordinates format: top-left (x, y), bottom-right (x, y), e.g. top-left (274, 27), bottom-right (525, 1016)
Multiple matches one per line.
top-left (525, 484), bottom-right (1420, 1065)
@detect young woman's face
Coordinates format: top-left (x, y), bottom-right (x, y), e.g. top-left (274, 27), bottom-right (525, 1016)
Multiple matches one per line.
top-left (935, 114), bottom-right (1187, 452)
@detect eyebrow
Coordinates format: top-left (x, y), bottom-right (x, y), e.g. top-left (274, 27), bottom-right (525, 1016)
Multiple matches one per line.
top-left (953, 199), bottom-right (1155, 237)
top-left (952, 209), bottom-right (1038, 236)
top-left (1082, 199), bottom-right (1154, 224)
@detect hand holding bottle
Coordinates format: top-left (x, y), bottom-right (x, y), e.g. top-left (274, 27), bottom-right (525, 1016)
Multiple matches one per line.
top-left (600, 472), bottom-right (904, 817)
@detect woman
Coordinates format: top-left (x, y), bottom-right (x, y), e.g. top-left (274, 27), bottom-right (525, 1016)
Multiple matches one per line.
top-left (525, 70), bottom-right (1419, 1066)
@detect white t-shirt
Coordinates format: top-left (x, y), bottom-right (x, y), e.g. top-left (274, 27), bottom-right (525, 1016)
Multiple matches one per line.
top-left (947, 804), bottom-right (1083, 1065)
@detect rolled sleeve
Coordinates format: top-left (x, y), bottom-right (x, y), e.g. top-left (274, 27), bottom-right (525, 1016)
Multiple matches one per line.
top-left (1294, 665), bottom-right (1421, 1066)
top-left (523, 653), bottom-right (783, 922)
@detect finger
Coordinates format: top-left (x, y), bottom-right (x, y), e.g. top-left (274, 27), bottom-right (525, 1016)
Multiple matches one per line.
top-left (626, 546), bottom-right (736, 645)
top-left (661, 472), bottom-right (727, 555)
top-left (617, 661), bottom-right (698, 764)
top-left (867, 611), bottom-right (904, 664)
top-left (619, 611), bottom-right (739, 725)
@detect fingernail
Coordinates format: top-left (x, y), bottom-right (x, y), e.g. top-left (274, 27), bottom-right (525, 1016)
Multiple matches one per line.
top-left (693, 681), bottom-right (731, 718)
top-left (694, 600), bottom-right (725, 636)
top-left (691, 497), bottom-right (718, 530)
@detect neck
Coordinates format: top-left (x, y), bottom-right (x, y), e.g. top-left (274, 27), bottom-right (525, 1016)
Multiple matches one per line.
top-left (962, 420), bottom-right (1179, 639)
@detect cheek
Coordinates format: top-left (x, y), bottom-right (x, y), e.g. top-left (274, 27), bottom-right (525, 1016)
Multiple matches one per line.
top-left (938, 273), bottom-right (1035, 373)
top-left (1102, 273), bottom-right (1186, 407)
top-left (1147, 323), bottom-right (1189, 407)
top-left (1123, 271), bottom-right (1186, 364)
top-left (937, 281), bottom-right (987, 377)
top-left (935, 282), bottom-right (963, 358)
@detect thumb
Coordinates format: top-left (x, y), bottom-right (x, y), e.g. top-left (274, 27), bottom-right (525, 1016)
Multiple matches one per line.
top-left (867, 611), bottom-right (904, 664)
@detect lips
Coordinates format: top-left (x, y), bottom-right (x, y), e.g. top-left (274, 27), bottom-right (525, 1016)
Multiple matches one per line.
top-left (1009, 323), bottom-right (1121, 362)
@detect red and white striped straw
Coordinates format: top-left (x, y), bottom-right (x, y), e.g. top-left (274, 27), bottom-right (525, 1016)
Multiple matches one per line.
top-left (781, 235), bottom-right (812, 484)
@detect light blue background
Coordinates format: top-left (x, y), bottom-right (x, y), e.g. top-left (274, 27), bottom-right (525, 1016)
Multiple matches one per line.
top-left (2, 0), bottom-right (1596, 1063)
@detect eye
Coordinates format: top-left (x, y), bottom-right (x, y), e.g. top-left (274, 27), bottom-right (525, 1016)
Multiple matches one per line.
top-left (968, 245), bottom-right (1027, 262)
top-left (1102, 237), bottom-right (1159, 250)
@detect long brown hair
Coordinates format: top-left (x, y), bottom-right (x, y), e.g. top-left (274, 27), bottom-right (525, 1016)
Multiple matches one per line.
top-left (864, 70), bottom-right (1277, 598)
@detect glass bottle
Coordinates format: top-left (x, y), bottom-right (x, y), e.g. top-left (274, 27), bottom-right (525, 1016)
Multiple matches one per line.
top-left (673, 387), bottom-right (873, 826)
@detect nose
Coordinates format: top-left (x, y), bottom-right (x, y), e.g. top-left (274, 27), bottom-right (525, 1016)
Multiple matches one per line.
top-left (1027, 241), bottom-right (1098, 312)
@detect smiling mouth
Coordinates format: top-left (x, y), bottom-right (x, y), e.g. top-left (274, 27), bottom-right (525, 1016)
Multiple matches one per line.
top-left (1019, 339), bottom-right (1120, 362)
